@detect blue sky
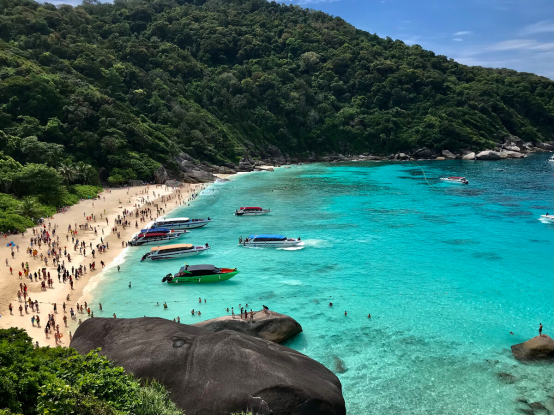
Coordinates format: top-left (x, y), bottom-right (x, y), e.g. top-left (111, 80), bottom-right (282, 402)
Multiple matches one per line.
top-left (48, 0), bottom-right (554, 79)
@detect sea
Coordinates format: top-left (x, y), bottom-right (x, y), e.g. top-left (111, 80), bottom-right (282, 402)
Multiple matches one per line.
top-left (87, 153), bottom-right (554, 415)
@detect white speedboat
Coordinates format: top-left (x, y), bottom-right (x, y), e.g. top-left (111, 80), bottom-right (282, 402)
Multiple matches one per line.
top-left (548, 154), bottom-right (554, 162)
top-left (150, 216), bottom-right (212, 230)
top-left (440, 176), bottom-right (469, 184)
top-left (128, 228), bottom-right (188, 246)
top-left (235, 207), bottom-right (271, 216)
top-left (539, 214), bottom-right (554, 223)
top-left (140, 243), bottom-right (210, 261)
top-left (239, 234), bottom-right (302, 248)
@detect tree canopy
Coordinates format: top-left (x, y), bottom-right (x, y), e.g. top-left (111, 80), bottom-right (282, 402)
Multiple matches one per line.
top-left (0, 0), bottom-right (553, 176)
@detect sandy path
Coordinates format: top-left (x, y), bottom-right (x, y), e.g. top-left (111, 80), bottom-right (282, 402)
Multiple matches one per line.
top-left (0, 182), bottom-right (209, 347)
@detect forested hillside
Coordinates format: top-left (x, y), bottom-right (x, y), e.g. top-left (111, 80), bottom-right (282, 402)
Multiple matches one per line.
top-left (1, 0), bottom-right (553, 188)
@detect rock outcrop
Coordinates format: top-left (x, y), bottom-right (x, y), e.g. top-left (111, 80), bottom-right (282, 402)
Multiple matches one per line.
top-left (174, 153), bottom-right (218, 183)
top-left (462, 152), bottom-right (476, 160)
top-left (476, 150), bottom-right (502, 160)
top-left (412, 147), bottom-right (433, 159)
top-left (511, 334), bottom-right (554, 360)
top-left (498, 150), bottom-right (525, 159)
top-left (193, 311), bottom-right (302, 344)
top-left (154, 165), bottom-right (169, 184)
top-left (70, 318), bottom-right (345, 415)
top-left (441, 150), bottom-right (456, 159)
top-left (538, 142), bottom-right (554, 151)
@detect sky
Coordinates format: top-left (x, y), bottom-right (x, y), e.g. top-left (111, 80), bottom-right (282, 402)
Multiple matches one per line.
top-left (48, 0), bottom-right (554, 79)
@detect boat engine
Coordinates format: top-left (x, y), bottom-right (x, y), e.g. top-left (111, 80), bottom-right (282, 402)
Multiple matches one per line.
top-left (161, 273), bottom-right (173, 283)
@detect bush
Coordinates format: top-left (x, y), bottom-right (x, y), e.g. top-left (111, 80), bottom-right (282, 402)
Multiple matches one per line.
top-left (70, 185), bottom-right (103, 200)
top-left (0, 213), bottom-right (35, 232)
top-left (0, 328), bottom-right (182, 415)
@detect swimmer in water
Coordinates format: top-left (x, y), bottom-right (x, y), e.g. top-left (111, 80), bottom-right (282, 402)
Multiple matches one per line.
top-left (329, 302), bottom-right (333, 307)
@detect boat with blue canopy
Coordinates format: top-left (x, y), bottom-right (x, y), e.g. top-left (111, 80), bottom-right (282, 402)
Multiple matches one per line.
top-left (239, 234), bottom-right (302, 247)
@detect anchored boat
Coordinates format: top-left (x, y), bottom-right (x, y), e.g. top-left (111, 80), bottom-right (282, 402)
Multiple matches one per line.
top-left (235, 207), bottom-right (271, 216)
top-left (161, 264), bottom-right (239, 283)
top-left (548, 155), bottom-right (554, 162)
top-left (440, 176), bottom-right (469, 184)
top-left (140, 243), bottom-right (210, 261)
top-left (149, 216), bottom-right (212, 230)
top-left (539, 214), bottom-right (554, 223)
top-left (239, 234), bottom-right (302, 248)
top-left (128, 228), bottom-right (188, 246)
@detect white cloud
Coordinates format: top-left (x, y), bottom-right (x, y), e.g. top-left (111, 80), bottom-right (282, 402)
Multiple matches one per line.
top-left (488, 39), bottom-right (553, 51)
top-left (453, 38), bottom-right (463, 42)
top-left (453, 31), bottom-right (473, 36)
top-left (520, 20), bottom-right (554, 35)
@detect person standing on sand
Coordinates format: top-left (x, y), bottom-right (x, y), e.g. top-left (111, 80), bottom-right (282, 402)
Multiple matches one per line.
top-left (539, 323), bottom-right (542, 336)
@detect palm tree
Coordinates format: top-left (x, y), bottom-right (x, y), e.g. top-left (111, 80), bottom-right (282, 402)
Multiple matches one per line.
top-left (75, 162), bottom-right (95, 184)
top-left (16, 197), bottom-right (42, 220)
top-left (58, 163), bottom-right (76, 185)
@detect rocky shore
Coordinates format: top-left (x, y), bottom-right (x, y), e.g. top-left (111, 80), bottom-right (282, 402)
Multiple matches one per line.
top-left (149, 135), bottom-right (554, 185)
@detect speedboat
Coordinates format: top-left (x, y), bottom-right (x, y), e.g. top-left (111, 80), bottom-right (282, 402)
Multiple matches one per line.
top-left (539, 214), bottom-right (554, 223)
top-left (239, 234), bottom-right (302, 247)
top-left (140, 243), bottom-right (210, 261)
top-left (440, 176), bottom-right (469, 184)
top-left (161, 264), bottom-right (239, 284)
top-left (128, 228), bottom-right (188, 246)
top-left (235, 207), bottom-right (271, 216)
top-left (149, 216), bottom-right (212, 230)
top-left (548, 154), bottom-right (554, 162)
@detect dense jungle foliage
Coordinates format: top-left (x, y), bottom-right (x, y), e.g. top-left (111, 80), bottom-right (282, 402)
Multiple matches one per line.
top-left (0, 0), bottom-right (553, 188)
top-left (0, 328), bottom-right (182, 415)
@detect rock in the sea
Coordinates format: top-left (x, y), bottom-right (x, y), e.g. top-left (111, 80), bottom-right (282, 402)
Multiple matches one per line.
top-left (412, 147), bottom-right (433, 159)
top-left (511, 335), bottom-right (554, 360)
top-left (499, 150), bottom-right (525, 159)
top-left (538, 142), bottom-right (554, 151)
top-left (496, 372), bottom-right (516, 384)
top-left (441, 150), bottom-right (456, 159)
top-left (154, 165), bottom-right (169, 184)
top-left (193, 311), bottom-right (302, 344)
top-left (476, 150), bottom-right (502, 160)
top-left (462, 152), bottom-right (476, 160)
top-left (70, 318), bottom-right (345, 415)
top-left (528, 402), bottom-right (547, 411)
top-left (435, 156), bottom-right (446, 160)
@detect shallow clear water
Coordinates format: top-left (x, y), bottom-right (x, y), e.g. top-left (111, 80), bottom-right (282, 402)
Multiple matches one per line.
top-left (88, 154), bottom-right (554, 414)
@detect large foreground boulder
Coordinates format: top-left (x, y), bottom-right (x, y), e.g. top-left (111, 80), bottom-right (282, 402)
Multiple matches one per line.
top-left (462, 152), bottom-right (476, 160)
top-left (71, 318), bottom-right (345, 415)
top-left (193, 311), bottom-right (302, 344)
top-left (511, 335), bottom-right (554, 361)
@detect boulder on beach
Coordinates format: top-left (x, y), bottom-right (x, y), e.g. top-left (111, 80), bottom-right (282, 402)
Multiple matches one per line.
top-left (511, 334), bottom-right (554, 360)
top-left (70, 318), bottom-right (345, 415)
top-left (538, 142), bottom-right (554, 151)
top-left (193, 310), bottom-right (302, 344)
top-left (154, 165), bottom-right (169, 184)
top-left (441, 149), bottom-right (456, 159)
top-left (462, 152), bottom-right (476, 160)
top-left (412, 147), bottom-right (433, 159)
top-left (435, 156), bottom-right (446, 160)
top-left (476, 150), bottom-right (502, 160)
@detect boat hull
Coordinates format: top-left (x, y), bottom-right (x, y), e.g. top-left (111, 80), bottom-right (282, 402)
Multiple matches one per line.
top-left (129, 234), bottom-right (184, 246)
top-left (146, 247), bottom-right (210, 260)
top-left (167, 270), bottom-right (239, 283)
top-left (241, 240), bottom-right (301, 248)
top-left (235, 209), bottom-right (270, 216)
top-left (152, 222), bottom-right (209, 230)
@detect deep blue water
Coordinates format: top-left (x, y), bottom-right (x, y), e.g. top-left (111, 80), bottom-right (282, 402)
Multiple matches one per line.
top-left (87, 153), bottom-right (554, 414)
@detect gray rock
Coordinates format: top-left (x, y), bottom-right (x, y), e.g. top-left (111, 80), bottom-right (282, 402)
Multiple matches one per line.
top-left (499, 150), bottom-right (525, 159)
top-left (504, 145), bottom-right (521, 152)
top-left (476, 150), bottom-right (502, 160)
top-left (412, 147), bottom-right (433, 159)
top-left (462, 152), bottom-right (476, 160)
top-left (154, 166), bottom-right (169, 184)
top-left (496, 372), bottom-right (516, 384)
top-left (364, 155), bottom-right (383, 160)
top-left (218, 166), bottom-right (237, 174)
top-left (396, 153), bottom-right (409, 160)
top-left (511, 335), bottom-right (554, 360)
top-left (538, 142), bottom-right (554, 151)
top-left (442, 150), bottom-right (456, 159)
top-left (435, 157), bottom-right (446, 160)
top-left (332, 356), bottom-right (347, 374)
top-left (165, 180), bottom-right (182, 187)
top-left (528, 402), bottom-right (547, 411)
top-left (70, 318), bottom-right (345, 415)
top-left (193, 311), bottom-right (302, 344)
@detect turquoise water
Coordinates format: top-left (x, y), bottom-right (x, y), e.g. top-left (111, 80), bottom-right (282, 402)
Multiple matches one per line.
top-left (89, 154), bottom-right (554, 414)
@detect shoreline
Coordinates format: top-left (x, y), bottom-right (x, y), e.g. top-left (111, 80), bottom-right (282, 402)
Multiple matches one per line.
top-left (0, 180), bottom-right (217, 347)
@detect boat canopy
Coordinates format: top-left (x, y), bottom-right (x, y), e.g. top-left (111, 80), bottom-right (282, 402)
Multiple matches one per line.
top-left (241, 207), bottom-right (262, 210)
top-left (248, 234), bottom-right (286, 241)
top-left (141, 227), bottom-right (170, 233)
top-left (156, 217), bottom-right (190, 222)
top-left (137, 232), bottom-right (168, 238)
top-left (184, 264), bottom-right (217, 272)
top-left (151, 244), bottom-right (193, 251)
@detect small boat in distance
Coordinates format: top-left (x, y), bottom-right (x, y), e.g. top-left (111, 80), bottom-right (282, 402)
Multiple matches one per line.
top-left (235, 207), bottom-right (271, 216)
top-left (440, 176), bottom-right (469, 184)
top-left (128, 228), bottom-right (188, 246)
top-left (161, 264), bottom-right (239, 283)
top-left (548, 154), bottom-right (554, 162)
top-left (239, 234), bottom-right (302, 247)
top-left (539, 214), bottom-right (554, 223)
top-left (149, 216), bottom-right (212, 230)
top-left (140, 243), bottom-right (210, 261)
